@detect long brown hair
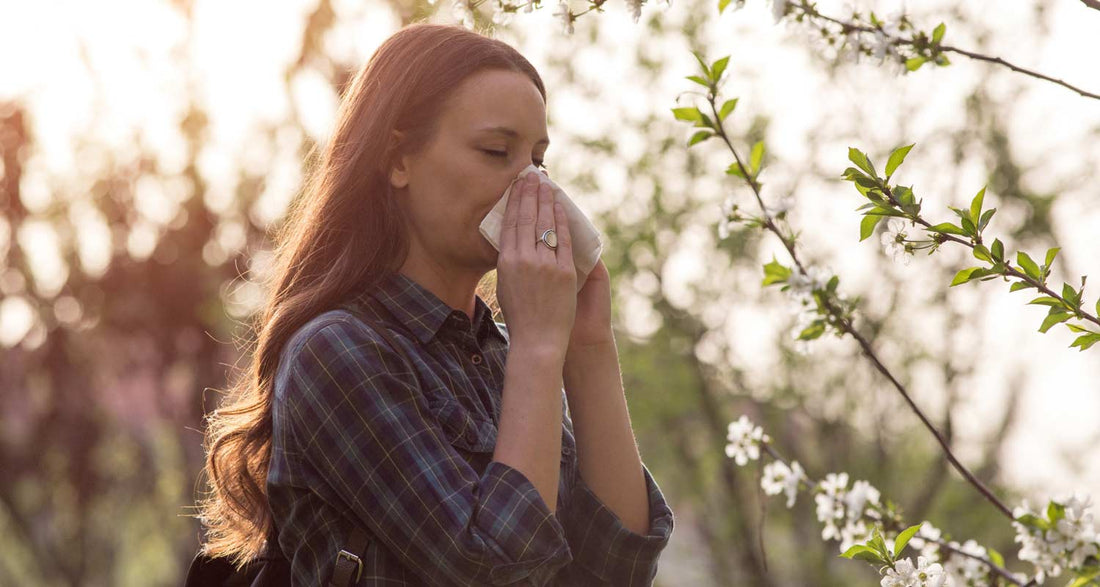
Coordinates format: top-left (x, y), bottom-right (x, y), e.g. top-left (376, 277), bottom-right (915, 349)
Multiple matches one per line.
top-left (195, 22), bottom-right (546, 567)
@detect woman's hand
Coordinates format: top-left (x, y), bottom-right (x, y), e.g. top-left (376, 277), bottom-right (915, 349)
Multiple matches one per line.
top-left (566, 258), bottom-right (614, 350)
top-left (495, 171), bottom-right (577, 358)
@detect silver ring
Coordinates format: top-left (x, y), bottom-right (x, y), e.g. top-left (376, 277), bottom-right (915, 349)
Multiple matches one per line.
top-left (538, 228), bottom-right (558, 250)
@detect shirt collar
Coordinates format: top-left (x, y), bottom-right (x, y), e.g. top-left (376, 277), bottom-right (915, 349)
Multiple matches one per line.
top-left (368, 271), bottom-right (506, 346)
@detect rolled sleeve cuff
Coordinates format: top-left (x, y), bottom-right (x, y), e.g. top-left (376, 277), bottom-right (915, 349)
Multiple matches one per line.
top-left (562, 463), bottom-right (674, 586)
top-left (475, 461), bottom-right (574, 586)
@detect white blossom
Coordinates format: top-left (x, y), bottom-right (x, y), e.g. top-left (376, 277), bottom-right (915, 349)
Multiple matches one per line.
top-left (763, 194), bottom-right (793, 219)
top-left (725, 415), bottom-right (769, 466)
top-left (451, 0), bottom-right (475, 28)
top-left (880, 219), bottom-right (913, 265)
top-left (815, 472), bottom-right (850, 542)
top-left (770, 0), bottom-right (787, 23)
top-left (761, 460), bottom-right (806, 508)
top-left (552, 1), bottom-right (574, 34)
top-left (491, 6), bottom-right (514, 25)
top-left (786, 265), bottom-right (828, 304)
top-left (881, 556), bottom-right (946, 587)
top-left (943, 539), bottom-right (990, 585)
top-left (840, 518), bottom-right (873, 553)
top-left (845, 480), bottom-right (882, 518)
top-left (907, 522), bottom-right (943, 561)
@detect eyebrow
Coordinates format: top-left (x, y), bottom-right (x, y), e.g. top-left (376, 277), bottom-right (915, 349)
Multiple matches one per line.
top-left (477, 126), bottom-right (550, 147)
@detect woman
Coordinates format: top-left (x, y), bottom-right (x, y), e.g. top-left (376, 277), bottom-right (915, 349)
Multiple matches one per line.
top-left (196, 23), bottom-right (673, 586)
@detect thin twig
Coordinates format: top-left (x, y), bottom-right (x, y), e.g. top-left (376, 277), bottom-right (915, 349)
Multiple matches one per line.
top-left (1081, 0), bottom-right (1100, 11)
top-left (878, 185), bottom-right (1100, 331)
top-left (798, 2), bottom-right (1100, 102)
top-left (705, 96), bottom-right (1016, 521)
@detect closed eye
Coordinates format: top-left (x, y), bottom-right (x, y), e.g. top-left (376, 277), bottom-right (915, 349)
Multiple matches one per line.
top-left (481, 149), bottom-right (549, 173)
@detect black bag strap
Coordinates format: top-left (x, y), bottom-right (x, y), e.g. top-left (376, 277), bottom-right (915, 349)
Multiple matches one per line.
top-left (329, 524), bottom-right (370, 587)
top-left (328, 292), bottom-right (416, 587)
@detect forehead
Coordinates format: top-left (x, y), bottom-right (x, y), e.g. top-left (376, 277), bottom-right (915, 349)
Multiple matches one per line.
top-left (441, 69), bottom-right (548, 140)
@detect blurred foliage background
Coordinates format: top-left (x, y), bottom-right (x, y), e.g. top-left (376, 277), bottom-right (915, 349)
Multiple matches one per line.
top-left (1, 0), bottom-right (1097, 585)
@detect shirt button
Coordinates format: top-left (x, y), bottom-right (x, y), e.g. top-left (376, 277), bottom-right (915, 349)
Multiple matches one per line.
top-left (470, 354), bottom-right (483, 365)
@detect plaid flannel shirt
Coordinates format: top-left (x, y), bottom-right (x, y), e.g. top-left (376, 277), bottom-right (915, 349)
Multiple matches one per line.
top-left (268, 271), bottom-right (674, 586)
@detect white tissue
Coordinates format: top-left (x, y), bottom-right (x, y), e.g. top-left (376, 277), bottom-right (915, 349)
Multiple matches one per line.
top-left (479, 164), bottom-right (603, 290)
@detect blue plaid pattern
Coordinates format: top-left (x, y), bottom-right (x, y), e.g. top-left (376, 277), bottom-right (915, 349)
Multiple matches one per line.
top-left (268, 271), bottom-right (674, 585)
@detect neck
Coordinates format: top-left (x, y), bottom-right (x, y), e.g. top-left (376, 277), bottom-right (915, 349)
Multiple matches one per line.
top-left (398, 252), bottom-right (485, 322)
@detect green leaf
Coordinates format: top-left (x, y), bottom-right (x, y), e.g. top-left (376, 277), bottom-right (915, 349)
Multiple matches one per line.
top-left (934, 54), bottom-right (951, 66)
top-left (972, 245), bottom-right (992, 263)
top-left (685, 75), bottom-right (710, 88)
top-left (927, 222), bottom-right (967, 236)
top-left (798, 321), bottom-right (826, 341)
top-left (848, 147), bottom-right (876, 178)
top-left (1039, 311), bottom-right (1072, 333)
top-left (1015, 513), bottom-right (1051, 532)
top-left (860, 214), bottom-right (882, 242)
top-left (839, 544), bottom-right (884, 564)
top-left (1071, 333), bottom-right (1100, 351)
top-left (726, 162), bottom-right (747, 179)
top-left (991, 239), bottom-right (1004, 262)
top-left (869, 528), bottom-right (889, 559)
top-left (1028, 296), bottom-right (1064, 308)
top-left (932, 22), bottom-right (946, 44)
top-left (1045, 247), bottom-right (1060, 268)
top-left (978, 208), bottom-right (996, 232)
top-left (691, 51), bottom-right (711, 79)
top-left (951, 267), bottom-right (983, 286)
top-left (1063, 283), bottom-right (1081, 307)
top-left (1066, 323), bottom-right (1092, 333)
top-left (762, 258), bottom-right (792, 286)
top-left (905, 57), bottom-right (926, 72)
top-left (1017, 252), bottom-right (1040, 280)
top-left (750, 141), bottom-right (765, 175)
top-left (697, 112), bottom-right (715, 129)
top-left (1048, 500), bottom-right (1066, 524)
top-left (671, 107), bottom-right (703, 123)
top-left (718, 0), bottom-right (732, 14)
top-left (884, 143), bottom-right (914, 177)
top-left (969, 186), bottom-right (986, 225)
top-left (960, 217), bottom-right (977, 237)
top-left (1009, 281), bottom-right (1031, 293)
top-left (688, 131), bottom-right (713, 146)
top-left (862, 206), bottom-right (906, 218)
top-left (1096, 297), bottom-right (1100, 318)
top-left (711, 56), bottom-right (730, 82)
top-left (987, 547), bottom-right (1004, 568)
top-left (854, 176), bottom-right (879, 190)
top-left (893, 523), bottom-right (922, 557)
top-left (719, 98), bottom-right (738, 120)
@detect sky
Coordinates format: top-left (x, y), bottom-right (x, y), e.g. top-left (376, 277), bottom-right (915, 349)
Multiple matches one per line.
top-left (1, 0), bottom-right (1099, 513)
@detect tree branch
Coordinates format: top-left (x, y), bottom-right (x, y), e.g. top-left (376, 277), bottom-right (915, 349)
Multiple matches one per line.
top-left (706, 96), bottom-right (1016, 521)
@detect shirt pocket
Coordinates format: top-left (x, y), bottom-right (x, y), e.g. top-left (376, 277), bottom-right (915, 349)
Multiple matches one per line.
top-left (432, 398), bottom-right (498, 453)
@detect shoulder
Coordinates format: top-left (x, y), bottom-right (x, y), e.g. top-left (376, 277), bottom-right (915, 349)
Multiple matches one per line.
top-left (275, 306), bottom-right (414, 396)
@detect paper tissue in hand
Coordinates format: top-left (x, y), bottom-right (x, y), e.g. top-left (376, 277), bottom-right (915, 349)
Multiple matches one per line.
top-left (478, 164), bottom-right (603, 290)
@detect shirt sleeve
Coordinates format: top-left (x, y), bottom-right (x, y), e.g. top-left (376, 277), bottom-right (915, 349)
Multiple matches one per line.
top-left (276, 315), bottom-right (573, 586)
top-left (559, 447), bottom-right (675, 585)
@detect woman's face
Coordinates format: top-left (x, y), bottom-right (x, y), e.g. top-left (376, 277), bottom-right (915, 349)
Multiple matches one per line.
top-left (389, 68), bottom-right (549, 274)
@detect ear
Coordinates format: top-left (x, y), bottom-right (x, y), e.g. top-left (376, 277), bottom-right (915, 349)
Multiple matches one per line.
top-left (389, 129), bottom-right (409, 190)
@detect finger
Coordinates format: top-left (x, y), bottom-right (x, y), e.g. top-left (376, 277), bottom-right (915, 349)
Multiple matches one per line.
top-left (498, 176), bottom-right (524, 253)
top-left (553, 199), bottom-right (574, 272)
top-left (516, 171), bottom-right (539, 255)
top-left (535, 180), bottom-right (556, 258)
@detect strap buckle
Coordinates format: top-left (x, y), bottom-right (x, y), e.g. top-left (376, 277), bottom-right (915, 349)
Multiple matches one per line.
top-left (335, 549), bottom-right (363, 584)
